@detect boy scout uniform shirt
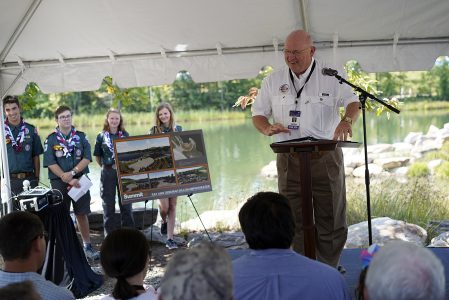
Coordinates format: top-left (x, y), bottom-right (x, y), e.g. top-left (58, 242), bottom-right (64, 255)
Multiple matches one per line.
top-left (43, 129), bottom-right (92, 179)
top-left (6, 122), bottom-right (43, 173)
top-left (93, 131), bottom-right (129, 165)
top-left (251, 58), bottom-right (358, 142)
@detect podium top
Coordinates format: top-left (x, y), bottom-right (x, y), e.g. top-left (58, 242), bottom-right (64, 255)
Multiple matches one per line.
top-left (270, 137), bottom-right (360, 153)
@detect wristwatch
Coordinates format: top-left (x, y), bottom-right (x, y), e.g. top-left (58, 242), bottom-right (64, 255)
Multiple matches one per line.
top-left (70, 169), bottom-right (77, 176)
top-left (342, 116), bottom-right (353, 125)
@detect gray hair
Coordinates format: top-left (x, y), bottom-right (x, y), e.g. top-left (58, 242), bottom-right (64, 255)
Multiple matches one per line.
top-left (365, 240), bottom-right (445, 300)
top-left (159, 242), bottom-right (233, 300)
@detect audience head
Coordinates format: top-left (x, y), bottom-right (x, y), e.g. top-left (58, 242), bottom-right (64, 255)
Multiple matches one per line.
top-left (0, 281), bottom-right (41, 300)
top-left (0, 211), bottom-right (46, 266)
top-left (159, 242), bottom-right (232, 300)
top-left (100, 228), bottom-right (150, 300)
top-left (239, 191), bottom-right (295, 249)
top-left (154, 102), bottom-right (176, 131)
top-left (103, 107), bottom-right (125, 132)
top-left (365, 240), bottom-right (445, 300)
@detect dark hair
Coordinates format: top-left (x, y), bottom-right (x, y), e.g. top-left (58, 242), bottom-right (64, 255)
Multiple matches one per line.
top-left (0, 281), bottom-right (41, 300)
top-left (2, 95), bottom-right (20, 109)
top-left (102, 108), bottom-right (126, 132)
top-left (54, 105), bottom-right (72, 120)
top-left (238, 191), bottom-right (295, 249)
top-left (100, 228), bottom-right (149, 299)
top-left (0, 211), bottom-right (44, 260)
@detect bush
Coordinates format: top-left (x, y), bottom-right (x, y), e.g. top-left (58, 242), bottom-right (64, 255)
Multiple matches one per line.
top-left (435, 161), bottom-right (449, 178)
top-left (407, 162), bottom-right (430, 178)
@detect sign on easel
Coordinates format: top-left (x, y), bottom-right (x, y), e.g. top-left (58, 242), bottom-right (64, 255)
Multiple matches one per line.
top-left (114, 129), bottom-right (212, 205)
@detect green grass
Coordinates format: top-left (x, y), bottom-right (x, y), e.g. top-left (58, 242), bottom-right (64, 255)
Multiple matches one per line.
top-left (346, 177), bottom-right (449, 242)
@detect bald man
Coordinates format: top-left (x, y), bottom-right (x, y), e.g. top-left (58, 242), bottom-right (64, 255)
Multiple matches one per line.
top-left (252, 30), bottom-right (360, 268)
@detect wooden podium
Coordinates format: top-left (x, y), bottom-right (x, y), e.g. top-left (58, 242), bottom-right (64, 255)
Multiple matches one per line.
top-left (270, 138), bottom-right (360, 259)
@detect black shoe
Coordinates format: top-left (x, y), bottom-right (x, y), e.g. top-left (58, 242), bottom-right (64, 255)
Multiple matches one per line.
top-left (160, 221), bottom-right (167, 235)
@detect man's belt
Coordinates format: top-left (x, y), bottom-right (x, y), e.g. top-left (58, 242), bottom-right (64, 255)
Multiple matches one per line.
top-left (10, 172), bottom-right (34, 179)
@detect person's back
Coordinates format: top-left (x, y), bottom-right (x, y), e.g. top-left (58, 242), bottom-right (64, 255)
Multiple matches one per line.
top-left (0, 211), bottom-right (75, 300)
top-left (365, 240), bottom-right (445, 300)
top-left (232, 192), bottom-right (349, 300)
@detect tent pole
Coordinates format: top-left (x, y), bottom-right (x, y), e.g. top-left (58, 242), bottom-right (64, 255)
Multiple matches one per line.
top-left (0, 93), bottom-right (13, 216)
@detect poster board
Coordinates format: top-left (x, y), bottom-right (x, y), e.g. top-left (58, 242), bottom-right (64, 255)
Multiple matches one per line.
top-left (114, 129), bottom-right (212, 205)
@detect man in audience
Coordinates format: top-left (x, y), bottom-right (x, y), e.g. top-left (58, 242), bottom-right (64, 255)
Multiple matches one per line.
top-left (158, 242), bottom-right (233, 300)
top-left (0, 211), bottom-right (75, 300)
top-left (364, 240), bottom-right (445, 300)
top-left (233, 191), bottom-right (350, 300)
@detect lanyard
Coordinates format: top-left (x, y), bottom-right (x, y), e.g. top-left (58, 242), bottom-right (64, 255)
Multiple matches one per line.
top-left (289, 60), bottom-right (316, 103)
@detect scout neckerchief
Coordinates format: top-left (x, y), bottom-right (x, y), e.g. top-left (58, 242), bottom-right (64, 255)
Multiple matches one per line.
top-left (55, 126), bottom-right (79, 157)
top-left (288, 60), bottom-right (316, 107)
top-left (103, 130), bottom-right (123, 157)
top-left (4, 118), bottom-right (26, 152)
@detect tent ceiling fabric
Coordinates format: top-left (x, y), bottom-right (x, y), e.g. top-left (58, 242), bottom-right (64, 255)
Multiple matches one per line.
top-left (1, 0), bottom-right (449, 94)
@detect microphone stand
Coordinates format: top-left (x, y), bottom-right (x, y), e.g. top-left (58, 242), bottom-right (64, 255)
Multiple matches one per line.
top-left (330, 72), bottom-right (400, 245)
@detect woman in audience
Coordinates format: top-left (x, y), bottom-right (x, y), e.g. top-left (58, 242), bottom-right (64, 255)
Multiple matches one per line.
top-left (94, 108), bottom-right (135, 237)
top-left (100, 228), bottom-right (157, 300)
top-left (149, 102), bottom-right (182, 250)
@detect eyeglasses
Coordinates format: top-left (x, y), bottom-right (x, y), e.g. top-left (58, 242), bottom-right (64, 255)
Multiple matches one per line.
top-left (283, 47), bottom-right (311, 57)
top-left (58, 114), bottom-right (72, 120)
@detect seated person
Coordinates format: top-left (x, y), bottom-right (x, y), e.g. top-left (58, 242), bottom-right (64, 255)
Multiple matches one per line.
top-left (158, 242), bottom-right (233, 300)
top-left (100, 228), bottom-right (157, 300)
top-left (0, 211), bottom-right (75, 300)
top-left (233, 192), bottom-right (350, 300)
top-left (364, 240), bottom-right (445, 300)
top-left (0, 281), bottom-right (41, 300)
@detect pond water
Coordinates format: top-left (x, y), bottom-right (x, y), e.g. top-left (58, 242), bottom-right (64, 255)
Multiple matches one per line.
top-left (36, 110), bottom-right (449, 220)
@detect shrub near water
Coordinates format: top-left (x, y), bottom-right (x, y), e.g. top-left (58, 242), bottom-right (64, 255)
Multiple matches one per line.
top-left (435, 161), bottom-right (449, 178)
top-left (346, 177), bottom-right (449, 241)
top-left (407, 162), bottom-right (430, 178)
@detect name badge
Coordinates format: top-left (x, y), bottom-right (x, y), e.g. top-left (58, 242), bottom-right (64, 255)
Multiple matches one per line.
top-left (288, 110), bottom-right (301, 130)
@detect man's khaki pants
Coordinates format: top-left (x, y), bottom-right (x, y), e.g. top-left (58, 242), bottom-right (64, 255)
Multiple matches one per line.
top-left (277, 148), bottom-right (347, 267)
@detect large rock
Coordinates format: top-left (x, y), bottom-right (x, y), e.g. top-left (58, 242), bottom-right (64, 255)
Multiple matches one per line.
top-left (187, 231), bottom-right (247, 249)
top-left (352, 164), bottom-right (383, 177)
top-left (373, 157), bottom-right (410, 170)
top-left (345, 217), bottom-right (427, 248)
top-left (429, 231), bottom-right (449, 247)
top-left (261, 160), bottom-right (277, 178)
top-left (367, 144), bottom-right (395, 154)
top-left (404, 132), bottom-right (423, 145)
top-left (181, 209), bottom-right (240, 231)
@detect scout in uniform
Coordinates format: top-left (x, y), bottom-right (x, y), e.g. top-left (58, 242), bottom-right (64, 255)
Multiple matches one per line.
top-left (2, 96), bottom-right (43, 200)
top-left (43, 105), bottom-right (99, 260)
top-left (94, 108), bottom-right (134, 237)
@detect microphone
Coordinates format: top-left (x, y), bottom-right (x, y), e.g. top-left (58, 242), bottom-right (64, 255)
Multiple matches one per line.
top-left (23, 180), bottom-right (31, 192)
top-left (322, 68), bottom-right (338, 76)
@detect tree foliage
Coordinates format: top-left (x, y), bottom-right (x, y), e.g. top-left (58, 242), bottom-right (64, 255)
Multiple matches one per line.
top-left (14, 57), bottom-right (449, 118)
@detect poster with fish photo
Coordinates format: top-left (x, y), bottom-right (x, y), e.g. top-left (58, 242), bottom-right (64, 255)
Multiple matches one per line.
top-left (114, 130), bottom-right (212, 204)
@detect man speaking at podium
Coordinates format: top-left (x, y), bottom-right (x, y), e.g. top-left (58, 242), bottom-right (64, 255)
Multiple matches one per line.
top-left (251, 30), bottom-right (360, 268)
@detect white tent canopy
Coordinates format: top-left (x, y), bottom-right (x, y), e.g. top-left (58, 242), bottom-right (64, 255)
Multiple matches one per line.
top-left (1, 0), bottom-right (449, 95)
